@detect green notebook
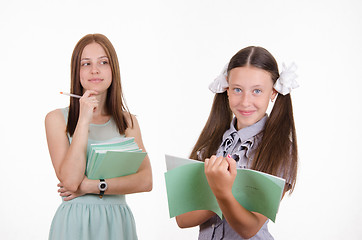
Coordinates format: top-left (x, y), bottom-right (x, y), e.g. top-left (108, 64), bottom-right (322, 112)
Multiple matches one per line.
top-left (86, 138), bottom-right (147, 180)
top-left (164, 154), bottom-right (285, 222)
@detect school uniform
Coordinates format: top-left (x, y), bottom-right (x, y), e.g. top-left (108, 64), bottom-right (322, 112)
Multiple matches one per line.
top-left (199, 116), bottom-right (274, 240)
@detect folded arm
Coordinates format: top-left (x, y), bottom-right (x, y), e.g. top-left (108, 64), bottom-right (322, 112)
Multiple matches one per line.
top-left (56, 113), bottom-right (152, 201)
top-left (45, 109), bottom-right (88, 192)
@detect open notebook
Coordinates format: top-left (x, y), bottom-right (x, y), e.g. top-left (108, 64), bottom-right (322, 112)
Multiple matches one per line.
top-left (164, 154), bottom-right (285, 222)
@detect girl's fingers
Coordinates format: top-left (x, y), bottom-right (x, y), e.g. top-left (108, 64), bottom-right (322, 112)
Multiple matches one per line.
top-left (205, 155), bottom-right (217, 170)
top-left (63, 195), bottom-right (75, 201)
top-left (59, 191), bottom-right (71, 197)
top-left (80, 91), bottom-right (99, 106)
top-left (78, 91), bottom-right (100, 119)
top-left (80, 96), bottom-right (99, 104)
top-left (215, 156), bottom-right (227, 167)
top-left (205, 155), bottom-right (229, 173)
top-left (82, 90), bottom-right (98, 98)
top-left (226, 155), bottom-right (237, 175)
top-left (211, 156), bottom-right (227, 168)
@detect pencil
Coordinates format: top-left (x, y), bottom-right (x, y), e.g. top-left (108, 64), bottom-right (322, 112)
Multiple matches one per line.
top-left (60, 92), bottom-right (82, 98)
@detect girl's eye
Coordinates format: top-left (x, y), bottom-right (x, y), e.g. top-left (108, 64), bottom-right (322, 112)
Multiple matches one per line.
top-left (233, 88), bottom-right (242, 93)
top-left (101, 60), bottom-right (108, 65)
top-left (81, 62), bottom-right (90, 66)
top-left (254, 89), bottom-right (261, 94)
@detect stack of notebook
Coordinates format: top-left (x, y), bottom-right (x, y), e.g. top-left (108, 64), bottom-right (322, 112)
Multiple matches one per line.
top-left (86, 137), bottom-right (147, 180)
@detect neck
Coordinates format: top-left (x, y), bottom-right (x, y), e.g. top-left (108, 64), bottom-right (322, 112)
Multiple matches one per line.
top-left (93, 92), bottom-right (109, 117)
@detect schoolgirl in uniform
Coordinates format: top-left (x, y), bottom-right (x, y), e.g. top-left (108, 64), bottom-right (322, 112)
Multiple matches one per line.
top-left (176, 46), bottom-right (299, 239)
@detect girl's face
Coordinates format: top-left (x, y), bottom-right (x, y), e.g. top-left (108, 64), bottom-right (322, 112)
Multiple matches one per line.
top-left (227, 66), bottom-right (277, 130)
top-left (79, 42), bottom-right (112, 94)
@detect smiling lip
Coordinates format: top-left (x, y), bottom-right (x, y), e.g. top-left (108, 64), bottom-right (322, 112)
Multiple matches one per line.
top-left (238, 110), bottom-right (255, 116)
top-left (89, 78), bottom-right (103, 82)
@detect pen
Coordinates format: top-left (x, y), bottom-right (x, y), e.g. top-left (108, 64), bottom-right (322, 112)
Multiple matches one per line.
top-left (60, 92), bottom-right (82, 98)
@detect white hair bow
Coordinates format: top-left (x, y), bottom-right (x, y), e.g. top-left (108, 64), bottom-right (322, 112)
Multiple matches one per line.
top-left (208, 64), bottom-right (229, 93)
top-left (273, 62), bottom-right (299, 95)
top-left (209, 62), bottom-right (299, 95)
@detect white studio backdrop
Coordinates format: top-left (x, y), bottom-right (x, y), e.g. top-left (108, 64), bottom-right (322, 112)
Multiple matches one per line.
top-left (0, 0), bottom-right (361, 239)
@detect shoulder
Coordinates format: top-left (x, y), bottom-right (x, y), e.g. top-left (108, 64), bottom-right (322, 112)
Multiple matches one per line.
top-left (45, 109), bottom-right (66, 128)
top-left (124, 112), bottom-right (141, 136)
top-left (45, 108), bottom-right (63, 120)
top-left (123, 112), bottom-right (139, 129)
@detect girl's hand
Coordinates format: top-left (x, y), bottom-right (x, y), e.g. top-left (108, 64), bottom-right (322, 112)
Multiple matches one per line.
top-left (78, 90), bottom-right (99, 125)
top-left (57, 176), bottom-right (90, 201)
top-left (204, 155), bottom-right (237, 199)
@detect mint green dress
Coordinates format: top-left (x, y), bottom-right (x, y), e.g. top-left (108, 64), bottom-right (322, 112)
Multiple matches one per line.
top-left (48, 108), bottom-right (138, 240)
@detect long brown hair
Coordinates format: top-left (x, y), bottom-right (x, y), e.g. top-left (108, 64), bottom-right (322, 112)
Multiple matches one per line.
top-left (190, 46), bottom-right (298, 192)
top-left (67, 33), bottom-right (132, 136)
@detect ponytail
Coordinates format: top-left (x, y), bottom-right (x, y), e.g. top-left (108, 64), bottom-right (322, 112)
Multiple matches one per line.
top-left (252, 94), bottom-right (298, 193)
top-left (189, 92), bottom-right (232, 161)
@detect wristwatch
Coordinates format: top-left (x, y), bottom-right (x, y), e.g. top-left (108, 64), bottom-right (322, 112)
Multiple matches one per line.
top-left (98, 179), bottom-right (108, 199)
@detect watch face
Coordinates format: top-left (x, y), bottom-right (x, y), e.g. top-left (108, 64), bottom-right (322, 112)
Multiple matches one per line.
top-left (98, 181), bottom-right (108, 191)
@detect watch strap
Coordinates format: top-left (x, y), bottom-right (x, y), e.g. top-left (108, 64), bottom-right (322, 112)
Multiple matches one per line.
top-left (99, 179), bottom-right (106, 199)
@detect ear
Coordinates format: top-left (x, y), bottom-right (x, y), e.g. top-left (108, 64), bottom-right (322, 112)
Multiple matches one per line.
top-left (271, 89), bottom-right (278, 101)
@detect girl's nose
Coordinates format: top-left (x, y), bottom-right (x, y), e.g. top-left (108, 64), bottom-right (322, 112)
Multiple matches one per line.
top-left (240, 93), bottom-right (251, 107)
top-left (91, 64), bottom-right (100, 74)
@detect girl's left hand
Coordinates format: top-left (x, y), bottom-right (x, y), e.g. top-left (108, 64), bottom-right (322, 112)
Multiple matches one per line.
top-left (204, 155), bottom-right (237, 199)
top-left (57, 176), bottom-right (89, 201)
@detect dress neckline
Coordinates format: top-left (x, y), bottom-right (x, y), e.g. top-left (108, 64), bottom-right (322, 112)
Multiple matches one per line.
top-left (90, 117), bottom-right (112, 126)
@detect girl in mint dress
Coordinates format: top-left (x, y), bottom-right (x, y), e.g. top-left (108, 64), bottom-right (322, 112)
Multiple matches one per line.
top-left (45, 34), bottom-right (152, 240)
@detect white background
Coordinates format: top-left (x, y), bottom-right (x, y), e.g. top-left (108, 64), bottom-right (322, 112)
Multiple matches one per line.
top-left (1, 0), bottom-right (362, 239)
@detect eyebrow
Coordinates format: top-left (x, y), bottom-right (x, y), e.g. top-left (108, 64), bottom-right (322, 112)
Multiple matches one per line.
top-left (230, 84), bottom-right (264, 88)
top-left (81, 56), bottom-right (109, 61)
